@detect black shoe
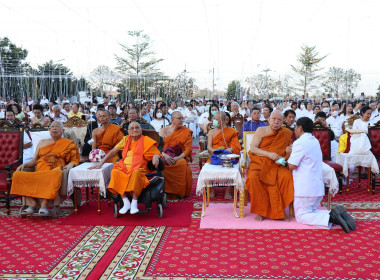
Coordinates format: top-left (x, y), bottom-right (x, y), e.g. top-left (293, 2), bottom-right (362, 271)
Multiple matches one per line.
top-left (329, 208), bottom-right (350, 233)
top-left (335, 205), bottom-right (356, 231)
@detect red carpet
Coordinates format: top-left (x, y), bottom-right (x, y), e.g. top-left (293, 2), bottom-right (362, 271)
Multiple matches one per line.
top-left (59, 201), bottom-right (194, 227)
top-left (143, 220), bottom-right (380, 279)
top-left (0, 217), bottom-right (92, 274)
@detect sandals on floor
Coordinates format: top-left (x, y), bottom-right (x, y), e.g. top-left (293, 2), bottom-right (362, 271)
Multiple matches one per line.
top-left (22, 206), bottom-right (37, 214)
top-left (38, 207), bottom-right (50, 215)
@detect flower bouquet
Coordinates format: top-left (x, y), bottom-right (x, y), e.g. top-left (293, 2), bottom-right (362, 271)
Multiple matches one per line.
top-left (89, 149), bottom-right (106, 162)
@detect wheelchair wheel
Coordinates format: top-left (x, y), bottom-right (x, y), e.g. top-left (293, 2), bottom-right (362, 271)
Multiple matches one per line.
top-left (157, 203), bottom-right (163, 218)
top-left (113, 202), bottom-right (119, 218)
top-left (52, 206), bottom-right (60, 219)
top-left (162, 193), bottom-right (167, 209)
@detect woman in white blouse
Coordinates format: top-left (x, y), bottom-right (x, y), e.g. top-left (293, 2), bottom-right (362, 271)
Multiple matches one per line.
top-left (352, 106), bottom-right (372, 133)
top-left (150, 107), bottom-right (170, 133)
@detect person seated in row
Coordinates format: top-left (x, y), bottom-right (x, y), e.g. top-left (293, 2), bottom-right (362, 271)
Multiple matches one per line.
top-left (150, 106), bottom-right (170, 133)
top-left (68, 103), bottom-right (84, 119)
top-left (160, 111), bottom-right (193, 199)
top-left (90, 122), bottom-right (162, 214)
top-left (51, 104), bottom-right (68, 122)
top-left (315, 111), bottom-right (338, 162)
top-left (123, 107), bottom-right (154, 130)
top-left (247, 110), bottom-right (294, 221)
top-left (283, 109), bottom-right (296, 129)
top-left (108, 103), bottom-right (123, 125)
top-left (288, 117), bottom-right (356, 233)
top-left (241, 107), bottom-right (268, 138)
top-left (11, 121), bottom-right (80, 215)
top-left (31, 104), bottom-right (50, 126)
top-left (207, 111), bottom-right (241, 199)
top-left (92, 110), bottom-right (124, 164)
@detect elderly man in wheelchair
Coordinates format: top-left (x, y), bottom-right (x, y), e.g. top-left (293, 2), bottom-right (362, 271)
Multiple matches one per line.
top-left (89, 121), bottom-right (164, 216)
top-left (11, 121), bottom-right (80, 217)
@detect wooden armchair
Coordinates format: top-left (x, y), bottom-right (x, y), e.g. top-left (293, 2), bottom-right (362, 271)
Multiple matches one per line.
top-left (368, 120), bottom-right (380, 194)
top-left (0, 125), bottom-right (24, 215)
top-left (231, 113), bottom-right (246, 139)
top-left (313, 122), bottom-right (343, 194)
top-left (63, 116), bottom-right (87, 148)
top-left (240, 131), bottom-right (255, 206)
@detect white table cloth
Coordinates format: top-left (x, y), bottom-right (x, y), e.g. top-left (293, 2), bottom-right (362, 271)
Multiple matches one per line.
top-left (67, 162), bottom-right (113, 197)
top-left (322, 162), bottom-right (339, 196)
top-left (196, 163), bottom-right (244, 196)
top-left (336, 152), bottom-right (379, 177)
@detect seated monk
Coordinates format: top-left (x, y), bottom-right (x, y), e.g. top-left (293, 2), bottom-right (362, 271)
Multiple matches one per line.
top-left (89, 122), bottom-right (162, 214)
top-left (207, 111), bottom-right (241, 199)
top-left (159, 111), bottom-right (193, 199)
top-left (247, 110), bottom-right (294, 221)
top-left (92, 110), bottom-right (124, 164)
top-left (11, 121), bottom-right (80, 215)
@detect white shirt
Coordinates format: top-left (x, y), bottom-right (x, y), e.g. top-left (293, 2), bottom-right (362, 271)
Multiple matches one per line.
top-left (23, 131), bottom-right (34, 163)
top-left (352, 118), bottom-right (370, 133)
top-left (150, 118), bottom-right (170, 132)
top-left (288, 133), bottom-right (324, 197)
top-left (326, 115), bottom-right (344, 137)
top-left (40, 98), bottom-right (49, 105)
top-left (302, 109), bottom-right (315, 121)
top-left (198, 112), bottom-right (209, 126)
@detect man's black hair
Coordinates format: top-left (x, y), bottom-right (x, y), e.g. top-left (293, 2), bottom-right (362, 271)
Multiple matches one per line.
top-left (284, 109), bottom-right (296, 118)
top-left (33, 104), bottom-right (44, 112)
top-left (315, 111), bottom-right (327, 119)
top-left (296, 117), bottom-right (313, 133)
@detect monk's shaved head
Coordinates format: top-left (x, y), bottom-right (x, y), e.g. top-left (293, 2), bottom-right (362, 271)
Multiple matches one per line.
top-left (215, 111), bottom-right (226, 121)
top-left (270, 110), bottom-right (283, 120)
top-left (268, 110), bottom-right (283, 131)
top-left (51, 120), bottom-right (64, 129)
top-left (171, 111), bottom-right (182, 119)
top-left (129, 121), bottom-right (141, 130)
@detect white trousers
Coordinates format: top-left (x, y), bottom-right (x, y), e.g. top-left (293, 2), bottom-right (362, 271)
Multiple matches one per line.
top-left (294, 196), bottom-right (332, 229)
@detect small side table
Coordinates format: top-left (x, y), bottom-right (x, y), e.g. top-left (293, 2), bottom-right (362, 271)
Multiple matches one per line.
top-left (196, 163), bottom-right (245, 218)
top-left (67, 162), bottom-right (113, 215)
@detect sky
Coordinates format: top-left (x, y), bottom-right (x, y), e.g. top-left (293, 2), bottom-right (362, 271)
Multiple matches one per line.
top-left (1, 0), bottom-right (379, 96)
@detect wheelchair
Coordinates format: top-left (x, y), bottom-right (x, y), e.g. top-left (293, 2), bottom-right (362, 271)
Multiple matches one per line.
top-left (110, 158), bottom-right (167, 218)
top-left (19, 168), bottom-right (82, 219)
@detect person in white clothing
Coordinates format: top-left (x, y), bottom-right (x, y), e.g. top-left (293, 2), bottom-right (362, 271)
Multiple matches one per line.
top-left (288, 117), bottom-right (356, 233)
top-left (150, 107), bottom-right (170, 133)
top-left (302, 102), bottom-right (315, 120)
top-left (326, 105), bottom-right (344, 139)
top-left (352, 106), bottom-right (372, 133)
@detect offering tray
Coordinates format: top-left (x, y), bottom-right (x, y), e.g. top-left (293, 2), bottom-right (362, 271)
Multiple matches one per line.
top-left (218, 154), bottom-right (240, 168)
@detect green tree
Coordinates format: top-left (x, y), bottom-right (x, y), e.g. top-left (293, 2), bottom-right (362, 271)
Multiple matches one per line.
top-left (227, 80), bottom-right (242, 99)
top-left (291, 45), bottom-right (327, 97)
top-left (115, 30), bottom-right (163, 77)
top-left (0, 37), bottom-right (28, 75)
top-left (322, 67), bottom-right (345, 96)
top-left (89, 65), bottom-right (119, 96)
top-left (343, 69), bottom-right (361, 99)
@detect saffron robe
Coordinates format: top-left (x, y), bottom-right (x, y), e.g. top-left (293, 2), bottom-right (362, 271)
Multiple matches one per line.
top-left (246, 127), bottom-right (294, 219)
top-left (207, 127), bottom-right (241, 163)
top-left (11, 138), bottom-right (80, 200)
top-left (107, 136), bottom-right (161, 197)
top-left (96, 123), bottom-right (124, 164)
top-left (162, 126), bottom-right (193, 198)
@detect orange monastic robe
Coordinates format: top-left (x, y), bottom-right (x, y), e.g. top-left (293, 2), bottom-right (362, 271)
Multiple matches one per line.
top-left (11, 138), bottom-right (80, 199)
top-left (107, 136), bottom-right (161, 197)
top-left (97, 123), bottom-right (124, 164)
top-left (162, 126), bottom-right (193, 198)
top-left (207, 127), bottom-right (241, 162)
top-left (246, 127), bottom-right (294, 219)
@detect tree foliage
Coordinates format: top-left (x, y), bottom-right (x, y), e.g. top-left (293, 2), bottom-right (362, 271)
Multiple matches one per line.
top-left (227, 80), bottom-right (242, 99)
top-left (291, 45), bottom-right (327, 97)
top-left (115, 30), bottom-right (163, 77)
top-left (0, 37), bottom-right (28, 75)
top-left (322, 67), bottom-right (361, 98)
top-left (245, 74), bottom-right (277, 99)
top-left (90, 65), bottom-right (119, 96)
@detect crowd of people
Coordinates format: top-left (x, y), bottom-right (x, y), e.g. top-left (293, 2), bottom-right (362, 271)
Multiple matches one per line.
top-left (2, 94), bottom-right (379, 233)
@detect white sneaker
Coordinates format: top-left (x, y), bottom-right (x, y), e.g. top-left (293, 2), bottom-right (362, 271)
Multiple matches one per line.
top-left (119, 205), bottom-right (130, 214)
top-left (130, 207), bottom-right (139, 214)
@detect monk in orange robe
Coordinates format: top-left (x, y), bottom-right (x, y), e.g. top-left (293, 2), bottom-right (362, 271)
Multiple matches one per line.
top-left (90, 122), bottom-right (162, 214)
top-left (247, 110), bottom-right (294, 221)
top-left (159, 111), bottom-right (193, 199)
top-left (207, 111), bottom-right (241, 199)
top-left (11, 121), bottom-right (79, 215)
top-left (92, 110), bottom-right (124, 164)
